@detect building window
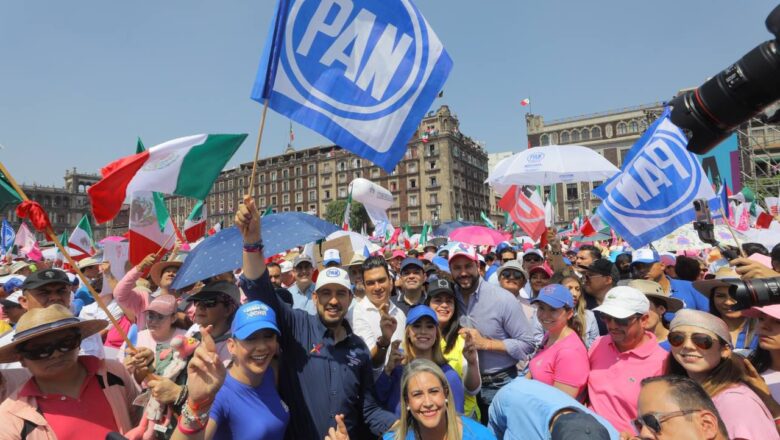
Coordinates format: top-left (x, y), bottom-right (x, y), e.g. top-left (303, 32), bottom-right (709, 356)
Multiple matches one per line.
top-left (338, 173), bottom-right (347, 183)
top-left (295, 192), bottom-right (303, 203)
top-left (429, 161), bottom-right (437, 170)
top-left (560, 132), bottom-right (570, 143)
top-left (308, 176), bottom-right (316, 187)
top-left (309, 204), bottom-right (317, 212)
top-left (409, 211), bottom-right (419, 224)
top-left (282, 181), bottom-right (289, 191)
top-left (260, 197), bottom-right (266, 206)
top-left (228, 199), bottom-right (233, 211)
top-left (308, 164), bottom-right (315, 174)
top-left (616, 122), bottom-right (628, 135)
top-left (270, 171), bottom-right (277, 180)
top-left (295, 166), bottom-right (301, 176)
top-left (581, 129), bottom-right (590, 141)
top-left (228, 180), bottom-right (233, 190)
top-left (572, 130), bottom-right (580, 142)
top-left (410, 179), bottom-right (417, 189)
top-left (408, 162), bottom-right (417, 173)
top-left (430, 193), bottom-right (438, 204)
top-left (391, 212), bottom-right (400, 223)
top-left (282, 169), bottom-right (289, 179)
top-left (566, 183), bottom-right (578, 200)
top-left (271, 196), bottom-right (277, 206)
top-left (390, 181), bottom-right (398, 191)
top-left (429, 176), bottom-right (438, 187)
top-left (324, 190), bottom-right (331, 199)
top-left (295, 179), bottom-right (302, 189)
top-left (338, 161), bottom-right (346, 171)
top-left (219, 181), bottom-right (224, 191)
top-left (371, 167), bottom-right (380, 178)
top-left (259, 174), bottom-right (265, 183)
top-left (428, 144), bottom-right (436, 156)
top-left (308, 190), bottom-right (317, 201)
top-left (282, 194), bottom-right (289, 205)
top-left (354, 171), bottom-right (361, 179)
top-left (323, 176), bottom-right (331, 185)
top-left (591, 127), bottom-right (601, 138)
top-left (353, 158), bottom-right (362, 168)
top-left (540, 134), bottom-right (550, 146)
top-left (592, 180), bottom-right (603, 192)
top-left (296, 206), bottom-right (303, 212)
top-left (629, 121), bottom-right (639, 133)
top-left (219, 200), bottom-right (224, 212)
top-left (339, 187), bottom-right (347, 198)
top-left (409, 194), bottom-right (418, 206)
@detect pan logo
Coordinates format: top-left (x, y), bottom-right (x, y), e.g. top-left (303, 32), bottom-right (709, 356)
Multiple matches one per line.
top-left (526, 152), bottom-right (545, 163)
top-left (285, 0), bottom-right (429, 118)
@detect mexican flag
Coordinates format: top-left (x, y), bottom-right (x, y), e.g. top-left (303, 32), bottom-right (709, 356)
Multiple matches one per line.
top-left (128, 191), bottom-right (175, 265)
top-left (0, 172), bottom-right (22, 212)
top-left (420, 223), bottom-right (429, 245)
top-left (68, 215), bottom-right (95, 255)
top-left (342, 190), bottom-right (352, 231)
top-left (88, 134), bottom-right (247, 223)
top-left (183, 200), bottom-right (207, 243)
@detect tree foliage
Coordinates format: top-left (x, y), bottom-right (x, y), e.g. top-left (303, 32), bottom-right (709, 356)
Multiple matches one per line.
top-left (324, 199), bottom-right (371, 232)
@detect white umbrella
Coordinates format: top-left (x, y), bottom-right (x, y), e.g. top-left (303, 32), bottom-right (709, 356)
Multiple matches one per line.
top-left (486, 145), bottom-right (620, 192)
top-left (327, 230), bottom-right (375, 256)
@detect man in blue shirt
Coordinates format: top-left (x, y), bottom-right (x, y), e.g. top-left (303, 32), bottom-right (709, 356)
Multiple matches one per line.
top-left (448, 243), bottom-right (536, 423)
top-left (630, 249), bottom-right (709, 321)
top-left (288, 255), bottom-right (316, 314)
top-left (488, 378), bottom-right (618, 439)
top-left (236, 197), bottom-right (396, 439)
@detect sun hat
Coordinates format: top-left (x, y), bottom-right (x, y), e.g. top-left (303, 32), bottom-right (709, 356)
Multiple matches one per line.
top-left (670, 309), bottom-right (732, 347)
top-left (150, 257), bottom-right (184, 285)
top-left (9, 261), bottom-right (30, 275)
top-left (496, 260), bottom-right (528, 280)
top-left (692, 267), bottom-right (740, 298)
top-left (0, 304), bottom-right (107, 363)
top-left (593, 286), bottom-right (650, 319)
top-left (346, 253), bottom-right (366, 267)
top-left (314, 267), bottom-right (352, 292)
top-left (77, 257), bottom-right (101, 270)
top-left (627, 279), bottom-right (684, 313)
top-left (231, 300), bottom-right (280, 339)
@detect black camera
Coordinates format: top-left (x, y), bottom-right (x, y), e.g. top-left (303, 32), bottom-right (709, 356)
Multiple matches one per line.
top-left (725, 277), bottom-right (780, 310)
top-left (669, 4), bottom-right (780, 154)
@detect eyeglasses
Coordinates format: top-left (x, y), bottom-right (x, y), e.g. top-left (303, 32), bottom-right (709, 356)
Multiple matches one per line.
top-left (633, 410), bottom-right (701, 434)
top-left (193, 298), bottom-right (226, 309)
top-left (600, 314), bottom-right (641, 327)
top-left (667, 332), bottom-right (715, 350)
top-left (582, 273), bottom-right (606, 280)
top-left (523, 256), bottom-right (543, 263)
top-left (145, 311), bottom-right (172, 322)
top-left (500, 270), bottom-right (525, 280)
top-left (17, 333), bottom-right (81, 360)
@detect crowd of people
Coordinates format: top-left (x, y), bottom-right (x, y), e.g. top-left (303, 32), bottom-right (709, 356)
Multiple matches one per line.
top-left (0, 195), bottom-right (779, 440)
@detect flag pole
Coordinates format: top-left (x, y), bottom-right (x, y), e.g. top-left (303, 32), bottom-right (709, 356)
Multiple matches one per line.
top-left (0, 162), bottom-right (137, 351)
top-left (719, 207), bottom-right (747, 258)
top-left (248, 99), bottom-right (270, 197)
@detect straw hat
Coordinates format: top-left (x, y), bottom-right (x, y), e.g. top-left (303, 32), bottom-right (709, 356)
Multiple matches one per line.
top-left (692, 267), bottom-right (741, 298)
top-left (0, 304), bottom-right (107, 363)
top-left (150, 255), bottom-right (186, 285)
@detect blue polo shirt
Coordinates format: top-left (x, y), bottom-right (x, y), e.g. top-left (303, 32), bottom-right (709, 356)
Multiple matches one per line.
top-left (664, 276), bottom-right (710, 322)
top-left (241, 272), bottom-right (396, 439)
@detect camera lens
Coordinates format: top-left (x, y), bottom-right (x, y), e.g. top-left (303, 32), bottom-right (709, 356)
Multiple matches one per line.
top-left (728, 277), bottom-right (780, 310)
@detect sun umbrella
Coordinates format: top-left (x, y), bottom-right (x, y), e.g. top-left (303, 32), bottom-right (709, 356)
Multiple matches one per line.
top-left (486, 145), bottom-right (620, 192)
top-left (98, 236), bottom-right (126, 244)
top-left (172, 213), bottom-right (340, 289)
top-left (653, 223), bottom-right (738, 252)
top-left (327, 230), bottom-right (375, 256)
top-left (433, 220), bottom-right (476, 237)
top-left (449, 226), bottom-right (510, 246)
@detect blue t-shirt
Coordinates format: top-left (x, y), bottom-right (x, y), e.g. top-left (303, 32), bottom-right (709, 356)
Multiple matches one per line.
top-left (375, 363), bottom-right (465, 416)
top-left (210, 368), bottom-right (289, 440)
top-left (383, 415), bottom-right (495, 440)
top-left (664, 277), bottom-right (710, 322)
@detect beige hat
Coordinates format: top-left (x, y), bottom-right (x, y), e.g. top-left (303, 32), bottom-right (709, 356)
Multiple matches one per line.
top-left (496, 260), bottom-right (528, 281)
top-left (0, 304), bottom-right (107, 363)
top-left (670, 309), bottom-right (732, 347)
top-left (9, 261), bottom-right (29, 275)
top-left (627, 279), bottom-right (684, 313)
top-left (77, 257), bottom-right (101, 270)
top-left (346, 253), bottom-right (366, 268)
top-left (692, 267), bottom-right (740, 298)
top-left (150, 255), bottom-right (186, 285)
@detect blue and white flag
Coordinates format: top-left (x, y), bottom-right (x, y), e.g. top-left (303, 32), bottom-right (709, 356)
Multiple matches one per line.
top-left (593, 108), bottom-right (720, 249)
top-left (1, 219), bottom-right (14, 253)
top-left (252, 0), bottom-right (453, 172)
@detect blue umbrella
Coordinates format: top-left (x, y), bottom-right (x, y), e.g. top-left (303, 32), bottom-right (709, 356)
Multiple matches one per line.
top-left (171, 213), bottom-right (340, 289)
top-left (432, 220), bottom-right (476, 237)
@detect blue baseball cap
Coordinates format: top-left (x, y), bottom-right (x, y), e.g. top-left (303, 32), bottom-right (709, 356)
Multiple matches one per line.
top-left (231, 301), bottom-right (280, 340)
top-left (531, 284), bottom-right (574, 309)
top-left (406, 305), bottom-right (439, 326)
top-left (400, 257), bottom-right (424, 272)
top-left (3, 277), bottom-right (24, 293)
top-left (631, 248), bottom-right (660, 265)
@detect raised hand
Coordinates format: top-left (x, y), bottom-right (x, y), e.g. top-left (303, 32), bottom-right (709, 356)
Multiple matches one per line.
top-left (324, 414), bottom-right (350, 440)
top-left (379, 303), bottom-right (398, 344)
top-left (186, 325), bottom-right (226, 405)
top-left (136, 254), bottom-right (157, 273)
top-left (462, 330), bottom-right (478, 365)
top-left (235, 195), bottom-right (261, 244)
top-left (384, 340), bottom-right (404, 375)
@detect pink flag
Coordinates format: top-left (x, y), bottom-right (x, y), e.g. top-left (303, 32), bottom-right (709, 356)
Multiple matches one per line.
top-left (736, 204), bottom-right (750, 232)
top-left (14, 222), bottom-right (42, 261)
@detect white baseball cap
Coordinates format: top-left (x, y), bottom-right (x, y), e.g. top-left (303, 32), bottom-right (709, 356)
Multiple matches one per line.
top-left (314, 267), bottom-right (352, 293)
top-left (279, 261), bottom-right (293, 273)
top-left (323, 249), bottom-right (342, 266)
top-left (593, 286), bottom-right (650, 319)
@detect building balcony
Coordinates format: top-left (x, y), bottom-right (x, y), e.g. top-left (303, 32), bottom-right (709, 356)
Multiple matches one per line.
top-left (425, 167), bottom-right (440, 174)
top-left (427, 184), bottom-right (441, 190)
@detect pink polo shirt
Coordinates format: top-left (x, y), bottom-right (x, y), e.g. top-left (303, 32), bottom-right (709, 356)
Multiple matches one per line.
top-left (587, 332), bottom-right (668, 433)
top-left (529, 331), bottom-right (589, 397)
top-left (712, 383), bottom-right (780, 440)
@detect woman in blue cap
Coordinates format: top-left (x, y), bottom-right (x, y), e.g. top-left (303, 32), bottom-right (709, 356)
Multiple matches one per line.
top-left (375, 305), bottom-right (466, 416)
top-left (184, 300), bottom-right (288, 440)
top-left (528, 284), bottom-right (589, 400)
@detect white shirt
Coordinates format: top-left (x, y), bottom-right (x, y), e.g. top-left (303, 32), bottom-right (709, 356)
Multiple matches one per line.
top-left (348, 297), bottom-right (406, 351)
top-left (78, 294), bottom-right (125, 321)
top-left (763, 368), bottom-right (780, 403)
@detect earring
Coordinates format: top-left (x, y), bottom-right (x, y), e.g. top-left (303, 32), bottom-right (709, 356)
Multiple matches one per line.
top-left (407, 406), bottom-right (411, 412)
top-left (445, 398), bottom-right (448, 403)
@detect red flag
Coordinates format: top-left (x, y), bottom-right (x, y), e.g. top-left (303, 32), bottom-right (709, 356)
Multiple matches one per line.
top-left (756, 212), bottom-right (774, 229)
top-left (498, 185), bottom-right (546, 241)
top-left (389, 227), bottom-right (402, 244)
top-left (580, 216), bottom-right (596, 236)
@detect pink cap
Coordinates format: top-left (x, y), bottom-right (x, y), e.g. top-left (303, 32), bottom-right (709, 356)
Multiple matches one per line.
top-left (743, 304), bottom-right (780, 321)
top-left (529, 263), bottom-right (553, 278)
top-left (448, 243), bottom-right (478, 263)
top-left (522, 242), bottom-right (534, 252)
top-left (144, 294), bottom-right (177, 316)
top-left (391, 250), bottom-right (406, 260)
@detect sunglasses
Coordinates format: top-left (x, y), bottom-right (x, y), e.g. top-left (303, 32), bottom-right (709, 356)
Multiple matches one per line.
top-left (633, 410), bottom-right (701, 434)
top-left (600, 314), bottom-right (641, 327)
top-left (145, 311), bottom-right (172, 322)
top-left (193, 297), bottom-right (227, 309)
top-left (523, 256), bottom-right (543, 263)
top-left (18, 333), bottom-right (81, 360)
top-left (667, 332), bottom-right (715, 350)
top-left (582, 273), bottom-right (606, 280)
top-left (500, 270), bottom-right (525, 280)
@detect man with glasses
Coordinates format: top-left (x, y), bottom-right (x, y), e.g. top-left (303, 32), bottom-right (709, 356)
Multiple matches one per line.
top-left (581, 259), bottom-right (617, 336)
top-left (496, 261), bottom-right (531, 317)
top-left (391, 257), bottom-right (427, 315)
top-left (289, 255), bottom-right (317, 314)
top-left (587, 286), bottom-right (668, 434)
top-left (185, 280), bottom-right (240, 364)
top-left (634, 375), bottom-right (728, 440)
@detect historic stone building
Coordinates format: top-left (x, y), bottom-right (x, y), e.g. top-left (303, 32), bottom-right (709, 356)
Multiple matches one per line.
top-left (525, 102), bottom-right (665, 224)
top-left (166, 105), bottom-right (493, 231)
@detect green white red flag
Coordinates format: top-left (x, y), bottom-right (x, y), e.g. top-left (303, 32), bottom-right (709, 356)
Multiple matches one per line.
top-left (128, 191), bottom-right (175, 265)
top-left (183, 200), bottom-right (207, 243)
top-left (67, 214), bottom-right (95, 255)
top-left (88, 134), bottom-right (247, 223)
top-left (342, 190), bottom-right (352, 231)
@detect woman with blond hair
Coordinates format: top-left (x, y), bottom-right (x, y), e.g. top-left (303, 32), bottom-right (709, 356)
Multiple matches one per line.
top-left (560, 275), bottom-right (598, 348)
top-left (665, 309), bottom-right (780, 439)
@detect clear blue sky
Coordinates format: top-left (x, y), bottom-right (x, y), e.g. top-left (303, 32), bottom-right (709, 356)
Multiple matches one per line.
top-left (1, 0), bottom-right (777, 186)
